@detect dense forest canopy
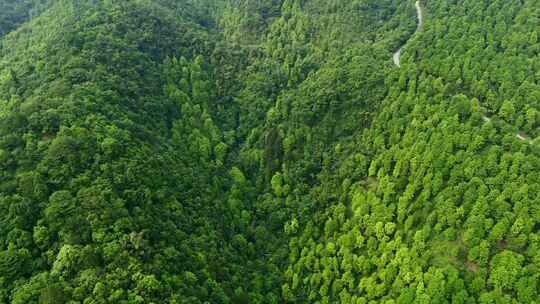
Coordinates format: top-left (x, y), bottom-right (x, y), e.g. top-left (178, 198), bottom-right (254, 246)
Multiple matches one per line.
top-left (0, 0), bottom-right (539, 303)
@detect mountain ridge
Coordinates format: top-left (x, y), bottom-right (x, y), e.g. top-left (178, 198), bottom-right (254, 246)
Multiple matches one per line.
top-left (0, 0), bottom-right (539, 303)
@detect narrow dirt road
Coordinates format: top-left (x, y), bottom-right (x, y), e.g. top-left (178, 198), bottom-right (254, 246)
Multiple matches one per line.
top-left (482, 114), bottom-right (532, 143)
top-left (393, 2), bottom-right (534, 144)
top-left (393, 1), bottom-right (423, 67)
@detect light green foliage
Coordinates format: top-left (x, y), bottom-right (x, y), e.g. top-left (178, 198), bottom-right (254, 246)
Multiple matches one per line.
top-left (0, 0), bottom-right (539, 303)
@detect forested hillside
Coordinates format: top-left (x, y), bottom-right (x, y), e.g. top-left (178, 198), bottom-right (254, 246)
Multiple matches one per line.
top-left (0, 0), bottom-right (51, 38)
top-left (0, 0), bottom-right (539, 303)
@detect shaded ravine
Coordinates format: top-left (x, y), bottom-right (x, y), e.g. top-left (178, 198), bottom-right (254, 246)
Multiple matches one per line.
top-left (393, 1), bottom-right (423, 67)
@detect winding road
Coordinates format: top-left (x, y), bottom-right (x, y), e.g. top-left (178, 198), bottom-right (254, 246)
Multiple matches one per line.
top-left (393, 1), bottom-right (533, 144)
top-left (393, 1), bottom-right (423, 67)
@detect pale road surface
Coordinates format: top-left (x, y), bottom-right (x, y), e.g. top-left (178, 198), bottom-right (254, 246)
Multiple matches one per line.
top-left (482, 115), bottom-right (531, 143)
top-left (393, 1), bottom-right (423, 67)
top-left (517, 134), bottom-right (527, 141)
top-left (393, 2), bottom-right (532, 143)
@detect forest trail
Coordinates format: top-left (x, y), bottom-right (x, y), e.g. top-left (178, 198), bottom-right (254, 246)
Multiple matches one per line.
top-left (393, 2), bottom-right (533, 145)
top-left (515, 132), bottom-right (533, 143)
top-left (393, 1), bottom-right (423, 67)
top-left (481, 114), bottom-right (533, 143)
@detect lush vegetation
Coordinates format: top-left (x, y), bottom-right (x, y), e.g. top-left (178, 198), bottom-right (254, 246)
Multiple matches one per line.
top-left (0, 0), bottom-right (539, 303)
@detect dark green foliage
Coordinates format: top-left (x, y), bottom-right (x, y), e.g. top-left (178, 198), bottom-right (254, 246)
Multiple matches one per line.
top-left (0, 0), bottom-right (51, 38)
top-left (0, 0), bottom-right (539, 303)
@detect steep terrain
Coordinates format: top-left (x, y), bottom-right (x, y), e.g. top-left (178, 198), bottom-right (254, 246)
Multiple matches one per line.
top-left (0, 1), bottom-right (244, 303)
top-left (393, 1), bottom-right (423, 67)
top-left (0, 0), bottom-right (52, 38)
top-left (0, 0), bottom-right (539, 303)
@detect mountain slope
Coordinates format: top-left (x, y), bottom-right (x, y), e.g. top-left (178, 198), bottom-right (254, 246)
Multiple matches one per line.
top-left (0, 0), bottom-right (539, 303)
top-left (278, 0), bottom-right (540, 302)
top-left (0, 1), bottom-right (244, 303)
top-left (0, 0), bottom-right (51, 38)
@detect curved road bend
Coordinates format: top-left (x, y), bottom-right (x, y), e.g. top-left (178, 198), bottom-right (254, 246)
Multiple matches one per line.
top-left (393, 2), bottom-right (533, 144)
top-left (393, 1), bottom-right (423, 67)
